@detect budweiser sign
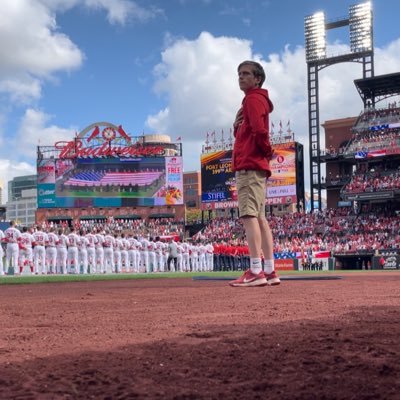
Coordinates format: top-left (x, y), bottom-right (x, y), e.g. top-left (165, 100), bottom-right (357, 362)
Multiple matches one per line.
top-left (55, 139), bottom-right (165, 159)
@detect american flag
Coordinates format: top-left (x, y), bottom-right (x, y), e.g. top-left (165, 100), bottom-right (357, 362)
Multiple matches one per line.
top-left (65, 172), bottom-right (164, 187)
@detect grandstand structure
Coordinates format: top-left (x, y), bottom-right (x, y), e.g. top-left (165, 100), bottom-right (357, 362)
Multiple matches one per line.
top-left (320, 73), bottom-right (400, 213)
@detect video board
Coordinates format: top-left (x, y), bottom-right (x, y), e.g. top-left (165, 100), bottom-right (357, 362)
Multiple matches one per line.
top-left (201, 142), bottom-right (297, 209)
top-left (37, 156), bottom-right (183, 208)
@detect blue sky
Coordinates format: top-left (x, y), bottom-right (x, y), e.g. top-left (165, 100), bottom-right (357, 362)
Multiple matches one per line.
top-left (1, 0), bottom-right (400, 202)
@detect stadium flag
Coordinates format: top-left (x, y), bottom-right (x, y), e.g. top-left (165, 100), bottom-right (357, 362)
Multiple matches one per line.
top-left (314, 250), bottom-right (330, 258)
top-left (355, 151), bottom-right (367, 159)
top-left (176, 136), bottom-right (182, 141)
top-left (367, 149), bottom-right (387, 158)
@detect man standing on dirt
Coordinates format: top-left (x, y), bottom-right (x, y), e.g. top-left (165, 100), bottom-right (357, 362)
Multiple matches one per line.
top-left (229, 60), bottom-right (280, 287)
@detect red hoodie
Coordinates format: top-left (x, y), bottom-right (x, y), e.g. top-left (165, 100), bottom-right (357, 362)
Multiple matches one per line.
top-left (232, 87), bottom-right (274, 176)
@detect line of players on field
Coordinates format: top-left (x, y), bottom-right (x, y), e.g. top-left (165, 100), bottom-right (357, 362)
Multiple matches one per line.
top-left (0, 221), bottom-right (214, 275)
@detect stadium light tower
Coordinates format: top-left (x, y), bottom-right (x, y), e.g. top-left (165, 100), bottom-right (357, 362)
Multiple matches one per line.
top-left (304, 1), bottom-right (374, 211)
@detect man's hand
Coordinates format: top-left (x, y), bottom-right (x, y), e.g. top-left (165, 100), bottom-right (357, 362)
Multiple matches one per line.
top-left (233, 107), bottom-right (243, 132)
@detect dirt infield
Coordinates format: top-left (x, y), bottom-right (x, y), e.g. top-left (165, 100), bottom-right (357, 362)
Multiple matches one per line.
top-left (0, 272), bottom-right (399, 399)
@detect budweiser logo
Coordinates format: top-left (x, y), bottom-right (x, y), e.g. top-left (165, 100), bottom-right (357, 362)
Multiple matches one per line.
top-left (55, 140), bottom-right (164, 159)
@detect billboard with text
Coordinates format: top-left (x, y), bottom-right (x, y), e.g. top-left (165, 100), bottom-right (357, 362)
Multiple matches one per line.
top-left (201, 142), bottom-right (297, 209)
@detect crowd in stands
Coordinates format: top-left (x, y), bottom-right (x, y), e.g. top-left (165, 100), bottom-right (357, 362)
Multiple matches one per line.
top-left (346, 129), bottom-right (400, 154)
top-left (353, 102), bottom-right (400, 132)
top-left (320, 103), bottom-right (400, 157)
top-left (0, 207), bottom-right (398, 275)
top-left (344, 168), bottom-right (400, 193)
top-left (194, 207), bottom-right (400, 254)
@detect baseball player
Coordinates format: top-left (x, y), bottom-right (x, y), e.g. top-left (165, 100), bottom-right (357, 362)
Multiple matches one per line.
top-left (46, 228), bottom-right (58, 274)
top-left (154, 236), bottom-right (164, 272)
top-left (32, 227), bottom-right (48, 274)
top-left (67, 227), bottom-right (80, 274)
top-left (181, 240), bottom-right (190, 272)
top-left (147, 237), bottom-right (156, 272)
top-left (206, 242), bottom-right (214, 271)
top-left (113, 233), bottom-right (122, 273)
top-left (140, 236), bottom-right (150, 273)
top-left (85, 231), bottom-right (97, 274)
top-left (103, 231), bottom-right (115, 273)
top-left (120, 233), bottom-right (130, 273)
top-left (4, 221), bottom-right (22, 275)
top-left (19, 226), bottom-right (35, 274)
top-left (78, 230), bottom-right (89, 274)
top-left (95, 230), bottom-right (105, 273)
top-left (56, 228), bottom-right (68, 274)
top-left (0, 229), bottom-right (5, 275)
top-left (198, 243), bottom-right (207, 272)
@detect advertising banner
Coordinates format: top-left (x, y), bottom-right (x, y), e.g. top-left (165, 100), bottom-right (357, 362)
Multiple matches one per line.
top-left (201, 142), bottom-right (297, 209)
top-left (201, 150), bottom-right (235, 204)
top-left (274, 259), bottom-right (295, 271)
top-left (37, 159), bottom-right (56, 184)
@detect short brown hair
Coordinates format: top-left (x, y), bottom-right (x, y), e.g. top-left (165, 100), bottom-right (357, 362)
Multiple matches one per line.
top-left (237, 60), bottom-right (266, 87)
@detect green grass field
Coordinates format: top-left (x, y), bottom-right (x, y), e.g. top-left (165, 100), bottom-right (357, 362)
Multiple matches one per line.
top-left (0, 269), bottom-right (391, 285)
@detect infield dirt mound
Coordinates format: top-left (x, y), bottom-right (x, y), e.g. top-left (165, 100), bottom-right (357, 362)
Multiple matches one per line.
top-left (0, 273), bottom-right (399, 399)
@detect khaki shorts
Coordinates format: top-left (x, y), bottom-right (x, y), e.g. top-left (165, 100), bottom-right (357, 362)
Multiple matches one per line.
top-left (235, 170), bottom-right (267, 218)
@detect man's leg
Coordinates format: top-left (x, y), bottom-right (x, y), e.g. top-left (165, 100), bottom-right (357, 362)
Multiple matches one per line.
top-left (258, 216), bottom-right (273, 260)
top-left (241, 217), bottom-right (262, 259)
top-left (258, 216), bottom-right (280, 285)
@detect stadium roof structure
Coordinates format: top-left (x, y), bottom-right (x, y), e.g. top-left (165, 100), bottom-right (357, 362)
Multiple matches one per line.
top-left (354, 72), bottom-right (400, 105)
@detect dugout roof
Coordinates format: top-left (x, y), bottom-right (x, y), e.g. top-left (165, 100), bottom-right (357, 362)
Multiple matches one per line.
top-left (354, 72), bottom-right (400, 103)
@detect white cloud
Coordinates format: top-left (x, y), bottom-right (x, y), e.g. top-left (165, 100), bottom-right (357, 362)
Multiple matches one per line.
top-left (40, 0), bottom-right (163, 25)
top-left (146, 32), bottom-right (400, 183)
top-left (0, 0), bottom-right (83, 102)
top-left (0, 160), bottom-right (36, 204)
top-left (0, 107), bottom-right (73, 200)
top-left (14, 108), bottom-right (75, 159)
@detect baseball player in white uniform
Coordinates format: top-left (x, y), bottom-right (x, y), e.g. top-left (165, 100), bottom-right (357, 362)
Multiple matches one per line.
top-left (4, 221), bottom-right (22, 274)
top-left (198, 243), bottom-right (207, 272)
top-left (206, 242), bottom-right (214, 271)
top-left (0, 229), bottom-right (5, 275)
top-left (176, 242), bottom-right (183, 272)
top-left (19, 226), bottom-right (35, 274)
top-left (95, 230), bottom-right (105, 273)
top-left (181, 241), bottom-right (190, 272)
top-left (56, 228), bottom-right (68, 274)
top-left (85, 231), bottom-right (97, 274)
top-left (113, 233), bottom-right (122, 273)
top-left (103, 232), bottom-right (115, 273)
top-left (32, 228), bottom-right (48, 274)
top-left (120, 233), bottom-right (130, 272)
top-left (78, 231), bottom-right (89, 274)
top-left (46, 228), bottom-right (58, 274)
top-left (67, 227), bottom-right (80, 274)
top-left (147, 238), bottom-right (156, 272)
top-left (154, 236), bottom-right (164, 272)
